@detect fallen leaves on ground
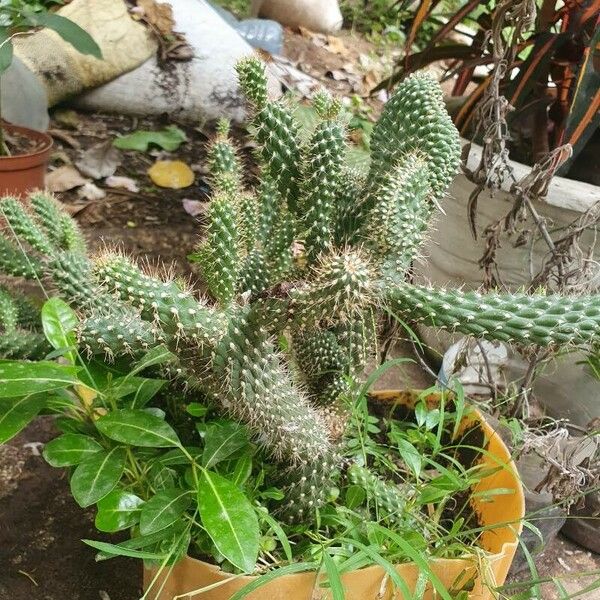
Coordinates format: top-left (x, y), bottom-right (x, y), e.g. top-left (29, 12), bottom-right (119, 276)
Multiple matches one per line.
top-left (76, 141), bottom-right (121, 179)
top-left (182, 199), bottom-right (207, 218)
top-left (326, 35), bottom-right (350, 57)
top-left (148, 160), bottom-right (194, 189)
top-left (105, 176), bottom-right (139, 193)
top-left (113, 126), bottom-right (187, 152)
top-left (135, 0), bottom-right (175, 37)
top-left (78, 182), bottom-right (106, 201)
top-left (46, 165), bottom-right (88, 192)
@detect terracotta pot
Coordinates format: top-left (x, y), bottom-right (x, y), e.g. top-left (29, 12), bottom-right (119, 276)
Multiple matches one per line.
top-left (144, 390), bottom-right (525, 600)
top-left (0, 122), bottom-right (52, 198)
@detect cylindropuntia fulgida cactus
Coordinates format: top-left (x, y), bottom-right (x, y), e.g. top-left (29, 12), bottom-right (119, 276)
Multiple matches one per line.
top-left (2, 60), bottom-right (600, 522)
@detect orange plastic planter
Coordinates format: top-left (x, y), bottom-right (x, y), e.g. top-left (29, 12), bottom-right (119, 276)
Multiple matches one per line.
top-left (0, 123), bottom-right (52, 198)
top-left (144, 390), bottom-right (524, 600)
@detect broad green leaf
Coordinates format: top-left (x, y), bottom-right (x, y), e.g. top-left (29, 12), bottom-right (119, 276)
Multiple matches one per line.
top-left (41, 298), bottom-right (78, 363)
top-left (43, 433), bottom-right (102, 467)
top-left (95, 489), bottom-right (144, 532)
top-left (24, 11), bottom-right (102, 58)
top-left (0, 361), bottom-right (79, 398)
top-left (202, 420), bottom-right (248, 468)
top-left (96, 409), bottom-right (180, 447)
top-left (395, 437), bottom-right (422, 478)
top-left (70, 447), bottom-right (126, 507)
top-left (130, 379), bottom-right (165, 408)
top-left (197, 470), bottom-right (259, 573)
top-left (0, 27), bottom-right (13, 74)
top-left (113, 126), bottom-right (187, 152)
top-left (128, 345), bottom-right (176, 376)
top-left (159, 447), bottom-right (202, 466)
top-left (345, 485), bottom-right (366, 510)
top-left (148, 462), bottom-right (177, 490)
top-left (82, 539), bottom-right (168, 561)
top-left (0, 394), bottom-right (46, 443)
top-left (140, 487), bottom-right (192, 535)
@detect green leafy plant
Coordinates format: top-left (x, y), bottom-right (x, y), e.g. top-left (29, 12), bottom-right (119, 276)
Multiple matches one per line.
top-left (0, 59), bottom-right (598, 595)
top-left (0, 0), bottom-right (101, 154)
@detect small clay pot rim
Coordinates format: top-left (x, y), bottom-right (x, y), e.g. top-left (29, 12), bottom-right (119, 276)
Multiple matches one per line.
top-left (0, 121), bottom-right (53, 163)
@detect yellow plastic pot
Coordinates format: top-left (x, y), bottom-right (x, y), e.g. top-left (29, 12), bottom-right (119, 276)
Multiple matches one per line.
top-left (144, 390), bottom-right (525, 600)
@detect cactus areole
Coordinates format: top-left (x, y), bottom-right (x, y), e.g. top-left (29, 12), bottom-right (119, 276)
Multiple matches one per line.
top-left (0, 60), bottom-right (593, 581)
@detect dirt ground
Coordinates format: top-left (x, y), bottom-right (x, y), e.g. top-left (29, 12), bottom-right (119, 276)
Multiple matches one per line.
top-left (1, 25), bottom-right (600, 600)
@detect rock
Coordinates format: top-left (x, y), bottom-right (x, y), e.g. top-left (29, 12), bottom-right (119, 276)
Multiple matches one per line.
top-left (252, 0), bottom-right (343, 34)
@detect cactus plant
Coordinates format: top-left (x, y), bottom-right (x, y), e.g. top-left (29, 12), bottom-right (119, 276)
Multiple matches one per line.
top-left (1, 59), bottom-right (599, 531)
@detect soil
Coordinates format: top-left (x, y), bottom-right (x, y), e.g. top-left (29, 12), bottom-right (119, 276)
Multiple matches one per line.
top-left (2, 126), bottom-right (46, 157)
top-left (0, 418), bottom-right (142, 600)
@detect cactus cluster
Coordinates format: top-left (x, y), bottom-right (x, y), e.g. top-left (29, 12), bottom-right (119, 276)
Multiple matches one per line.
top-left (2, 60), bottom-right (600, 522)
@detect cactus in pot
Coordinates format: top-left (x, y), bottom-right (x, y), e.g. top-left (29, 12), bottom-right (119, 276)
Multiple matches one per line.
top-left (0, 62), bottom-right (598, 585)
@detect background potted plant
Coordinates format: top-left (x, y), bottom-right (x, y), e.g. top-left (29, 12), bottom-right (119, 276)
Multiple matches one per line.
top-left (0, 0), bottom-right (101, 197)
top-left (5, 58), bottom-right (600, 598)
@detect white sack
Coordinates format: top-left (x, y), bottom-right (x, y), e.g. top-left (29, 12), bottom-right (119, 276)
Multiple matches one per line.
top-left (252, 0), bottom-right (343, 34)
top-left (74, 0), bottom-right (281, 123)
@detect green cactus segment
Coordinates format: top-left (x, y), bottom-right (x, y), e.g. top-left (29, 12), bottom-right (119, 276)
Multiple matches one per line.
top-left (13, 297), bottom-right (41, 330)
top-left (237, 60), bottom-right (302, 211)
top-left (257, 177), bottom-right (282, 238)
top-left (280, 452), bottom-right (339, 523)
top-left (367, 72), bottom-right (460, 205)
top-left (254, 101), bottom-right (303, 213)
top-left (292, 249), bottom-right (376, 328)
top-left (390, 284), bottom-right (600, 346)
top-left (301, 116), bottom-right (346, 259)
top-left (239, 248), bottom-right (269, 296)
top-left (78, 310), bottom-right (158, 358)
top-left (236, 57), bottom-right (269, 109)
top-left (294, 329), bottom-right (348, 404)
top-left (333, 310), bottom-right (376, 376)
top-left (29, 192), bottom-right (87, 254)
top-left (0, 287), bottom-right (19, 330)
top-left (364, 152), bottom-right (432, 278)
top-left (94, 253), bottom-right (224, 344)
top-left (29, 192), bottom-right (65, 249)
top-left (0, 197), bottom-right (54, 256)
top-left (332, 169), bottom-right (365, 246)
top-left (59, 213), bottom-right (86, 254)
top-left (240, 210), bottom-right (295, 296)
top-left (312, 89), bottom-right (342, 121)
top-left (48, 252), bottom-right (110, 311)
top-left (264, 209), bottom-right (295, 281)
top-left (347, 464), bottom-right (409, 519)
top-left (0, 236), bottom-right (42, 279)
top-left (239, 193), bottom-right (259, 252)
top-left (212, 308), bottom-right (333, 465)
top-left (207, 121), bottom-right (242, 195)
top-left (193, 192), bottom-right (241, 306)
top-left (0, 328), bottom-right (50, 360)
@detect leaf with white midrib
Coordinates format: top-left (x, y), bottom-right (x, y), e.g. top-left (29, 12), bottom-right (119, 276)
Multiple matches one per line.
top-left (96, 409), bottom-right (180, 448)
top-left (70, 446), bottom-right (126, 507)
top-left (140, 488), bottom-right (192, 535)
top-left (197, 470), bottom-right (259, 573)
